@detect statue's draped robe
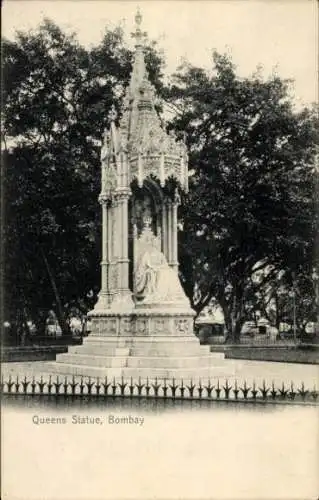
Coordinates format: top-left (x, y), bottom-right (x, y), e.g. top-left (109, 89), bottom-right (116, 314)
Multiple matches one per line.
top-left (135, 245), bottom-right (187, 304)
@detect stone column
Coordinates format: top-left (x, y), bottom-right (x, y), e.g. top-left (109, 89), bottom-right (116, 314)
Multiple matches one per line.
top-left (113, 190), bottom-right (134, 310)
top-left (121, 192), bottom-right (130, 290)
top-left (162, 200), bottom-right (168, 261)
top-left (107, 203), bottom-right (112, 267)
top-left (171, 199), bottom-right (179, 272)
top-left (112, 198), bottom-right (120, 260)
top-left (107, 199), bottom-right (118, 296)
top-left (101, 201), bottom-right (108, 293)
top-left (167, 199), bottom-right (173, 267)
top-left (106, 201), bottom-right (113, 294)
top-left (94, 195), bottom-right (112, 311)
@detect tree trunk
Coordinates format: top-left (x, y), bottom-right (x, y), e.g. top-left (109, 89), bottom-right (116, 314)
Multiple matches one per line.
top-left (222, 304), bottom-right (233, 343)
top-left (15, 309), bottom-right (24, 346)
top-left (34, 309), bottom-right (48, 338)
top-left (21, 315), bottom-right (31, 345)
top-left (234, 317), bottom-right (243, 343)
top-left (40, 247), bottom-right (71, 339)
top-left (274, 292), bottom-right (280, 330)
top-left (221, 288), bottom-right (245, 343)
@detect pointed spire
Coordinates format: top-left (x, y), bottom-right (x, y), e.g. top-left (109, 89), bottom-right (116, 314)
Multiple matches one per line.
top-left (132, 8), bottom-right (146, 48)
top-left (116, 11), bottom-right (189, 192)
top-left (130, 8), bottom-right (148, 95)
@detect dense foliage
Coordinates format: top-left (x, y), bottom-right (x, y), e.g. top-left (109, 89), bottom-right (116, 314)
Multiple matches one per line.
top-left (169, 54), bottom-right (318, 339)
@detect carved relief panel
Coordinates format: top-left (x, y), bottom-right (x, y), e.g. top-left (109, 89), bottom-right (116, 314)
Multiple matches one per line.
top-left (174, 318), bottom-right (191, 335)
top-left (135, 318), bottom-right (149, 336)
top-left (121, 317), bottom-right (132, 335)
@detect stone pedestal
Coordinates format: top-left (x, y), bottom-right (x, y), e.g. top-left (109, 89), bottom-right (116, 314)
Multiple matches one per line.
top-left (53, 309), bottom-right (234, 382)
top-left (52, 335), bottom-right (229, 382)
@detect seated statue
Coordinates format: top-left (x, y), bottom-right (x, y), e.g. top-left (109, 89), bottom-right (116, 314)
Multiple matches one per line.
top-left (134, 220), bottom-right (188, 305)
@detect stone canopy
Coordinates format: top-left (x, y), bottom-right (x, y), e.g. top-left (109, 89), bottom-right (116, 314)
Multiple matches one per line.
top-left (101, 9), bottom-right (189, 198)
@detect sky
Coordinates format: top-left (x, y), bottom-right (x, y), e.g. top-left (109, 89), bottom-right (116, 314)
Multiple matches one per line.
top-left (2, 0), bottom-right (318, 108)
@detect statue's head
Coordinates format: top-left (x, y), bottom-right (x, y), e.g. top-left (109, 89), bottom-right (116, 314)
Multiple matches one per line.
top-left (140, 217), bottom-right (155, 245)
top-left (136, 216), bottom-right (161, 251)
top-left (144, 216), bottom-right (152, 229)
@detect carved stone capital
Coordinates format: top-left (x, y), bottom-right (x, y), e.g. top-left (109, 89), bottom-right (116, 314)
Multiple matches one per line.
top-left (99, 194), bottom-right (112, 205)
top-left (114, 189), bottom-right (131, 202)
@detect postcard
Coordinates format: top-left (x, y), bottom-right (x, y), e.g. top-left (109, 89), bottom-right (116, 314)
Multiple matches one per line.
top-left (2, 1), bottom-right (318, 499)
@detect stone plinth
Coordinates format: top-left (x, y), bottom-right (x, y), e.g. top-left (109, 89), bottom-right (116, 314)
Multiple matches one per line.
top-left (53, 310), bottom-right (234, 382)
top-left (86, 308), bottom-right (195, 337)
top-left (52, 335), bottom-right (231, 382)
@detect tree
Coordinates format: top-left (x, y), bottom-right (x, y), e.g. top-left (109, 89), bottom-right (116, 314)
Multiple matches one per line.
top-left (254, 268), bottom-right (317, 335)
top-left (2, 19), bottom-right (165, 339)
top-left (167, 53), bottom-right (318, 341)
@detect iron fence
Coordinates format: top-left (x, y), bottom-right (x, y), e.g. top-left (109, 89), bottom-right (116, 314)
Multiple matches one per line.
top-left (1, 375), bottom-right (318, 405)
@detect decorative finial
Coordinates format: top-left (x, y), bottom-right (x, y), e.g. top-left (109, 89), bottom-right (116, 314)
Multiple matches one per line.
top-left (132, 8), bottom-right (147, 46)
top-left (135, 7), bottom-right (142, 27)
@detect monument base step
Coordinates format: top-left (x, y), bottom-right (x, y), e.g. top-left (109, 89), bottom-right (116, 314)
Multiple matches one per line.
top-left (70, 337), bottom-right (215, 357)
top-left (48, 361), bottom-right (235, 382)
top-left (52, 334), bottom-right (233, 382)
top-left (55, 352), bottom-right (225, 369)
top-left (66, 339), bottom-right (223, 358)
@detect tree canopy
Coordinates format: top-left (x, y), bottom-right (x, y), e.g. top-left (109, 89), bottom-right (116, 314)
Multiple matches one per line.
top-left (169, 53), bottom-right (318, 339)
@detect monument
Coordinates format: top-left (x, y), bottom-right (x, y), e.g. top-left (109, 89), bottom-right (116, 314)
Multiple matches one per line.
top-left (54, 10), bottom-right (230, 381)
